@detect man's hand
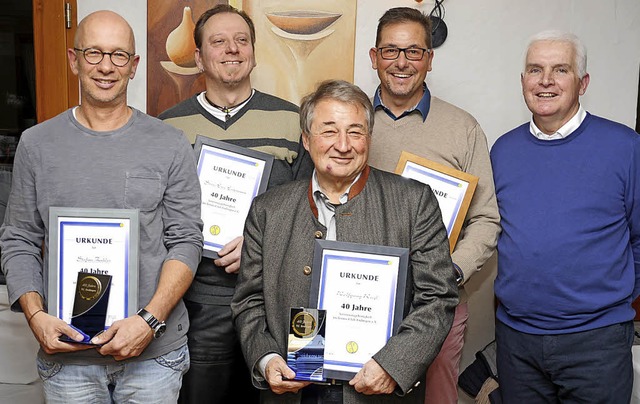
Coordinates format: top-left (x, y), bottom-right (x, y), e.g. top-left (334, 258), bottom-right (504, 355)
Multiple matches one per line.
top-left (28, 311), bottom-right (94, 354)
top-left (92, 314), bottom-right (153, 361)
top-left (214, 236), bottom-right (243, 274)
top-left (349, 359), bottom-right (396, 395)
top-left (265, 356), bottom-right (311, 395)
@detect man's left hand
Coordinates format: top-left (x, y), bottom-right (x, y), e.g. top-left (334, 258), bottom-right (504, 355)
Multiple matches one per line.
top-left (214, 236), bottom-right (243, 273)
top-left (92, 314), bottom-right (153, 361)
top-left (349, 359), bottom-right (396, 395)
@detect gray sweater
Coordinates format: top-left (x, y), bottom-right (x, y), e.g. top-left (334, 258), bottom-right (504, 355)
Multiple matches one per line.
top-left (0, 108), bottom-right (203, 364)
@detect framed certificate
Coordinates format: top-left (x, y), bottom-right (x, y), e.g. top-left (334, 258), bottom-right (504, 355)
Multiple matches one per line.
top-left (309, 240), bottom-right (409, 380)
top-left (395, 151), bottom-right (478, 252)
top-left (194, 136), bottom-right (274, 258)
top-left (47, 207), bottom-right (139, 330)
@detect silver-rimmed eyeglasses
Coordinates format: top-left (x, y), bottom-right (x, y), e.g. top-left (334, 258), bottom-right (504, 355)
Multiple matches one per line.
top-left (74, 48), bottom-right (135, 67)
top-left (377, 47), bottom-right (430, 61)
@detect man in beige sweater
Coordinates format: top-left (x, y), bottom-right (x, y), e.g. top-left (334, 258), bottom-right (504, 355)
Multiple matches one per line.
top-left (367, 7), bottom-right (501, 404)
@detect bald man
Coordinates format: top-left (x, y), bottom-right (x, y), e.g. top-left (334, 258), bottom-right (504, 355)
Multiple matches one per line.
top-left (0, 10), bottom-right (203, 403)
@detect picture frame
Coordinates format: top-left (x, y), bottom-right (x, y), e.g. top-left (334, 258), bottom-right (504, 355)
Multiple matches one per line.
top-left (47, 207), bottom-right (139, 328)
top-left (395, 151), bottom-right (478, 252)
top-left (309, 239), bottom-right (409, 380)
top-left (194, 135), bottom-right (274, 258)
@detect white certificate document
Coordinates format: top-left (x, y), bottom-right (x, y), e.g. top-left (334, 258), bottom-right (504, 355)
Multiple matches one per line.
top-left (55, 217), bottom-right (131, 327)
top-left (196, 142), bottom-right (271, 257)
top-left (400, 161), bottom-right (470, 236)
top-left (316, 249), bottom-right (400, 377)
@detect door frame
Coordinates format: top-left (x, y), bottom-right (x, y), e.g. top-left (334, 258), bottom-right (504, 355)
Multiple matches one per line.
top-left (32, 0), bottom-right (78, 123)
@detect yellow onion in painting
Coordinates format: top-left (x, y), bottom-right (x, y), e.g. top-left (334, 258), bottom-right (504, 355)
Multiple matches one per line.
top-left (166, 7), bottom-right (197, 68)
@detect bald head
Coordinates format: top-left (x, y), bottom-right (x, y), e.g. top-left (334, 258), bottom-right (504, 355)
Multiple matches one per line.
top-left (75, 10), bottom-right (136, 53)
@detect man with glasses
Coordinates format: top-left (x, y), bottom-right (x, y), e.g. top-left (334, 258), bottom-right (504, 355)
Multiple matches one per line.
top-left (232, 79), bottom-right (458, 403)
top-left (0, 10), bottom-right (203, 403)
top-left (367, 7), bottom-right (500, 404)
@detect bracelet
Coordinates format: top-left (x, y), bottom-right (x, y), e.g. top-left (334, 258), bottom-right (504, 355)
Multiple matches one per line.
top-left (27, 309), bottom-right (45, 324)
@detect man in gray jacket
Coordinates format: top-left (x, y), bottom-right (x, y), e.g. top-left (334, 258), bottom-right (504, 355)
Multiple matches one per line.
top-left (231, 80), bottom-right (458, 403)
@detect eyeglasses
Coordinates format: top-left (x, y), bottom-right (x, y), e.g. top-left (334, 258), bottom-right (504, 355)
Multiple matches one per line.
top-left (74, 48), bottom-right (135, 67)
top-left (377, 47), bottom-right (430, 61)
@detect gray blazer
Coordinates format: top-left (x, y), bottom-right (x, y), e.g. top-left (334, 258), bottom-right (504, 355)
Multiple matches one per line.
top-left (231, 167), bottom-right (458, 404)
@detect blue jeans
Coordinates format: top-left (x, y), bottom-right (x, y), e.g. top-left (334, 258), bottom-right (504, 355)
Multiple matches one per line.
top-left (496, 319), bottom-right (633, 404)
top-left (37, 344), bottom-right (189, 403)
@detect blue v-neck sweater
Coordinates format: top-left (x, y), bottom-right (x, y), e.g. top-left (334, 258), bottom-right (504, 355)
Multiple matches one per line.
top-left (491, 113), bottom-right (640, 334)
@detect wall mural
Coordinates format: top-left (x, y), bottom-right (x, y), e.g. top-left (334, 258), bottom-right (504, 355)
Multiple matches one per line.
top-left (146, 0), bottom-right (356, 116)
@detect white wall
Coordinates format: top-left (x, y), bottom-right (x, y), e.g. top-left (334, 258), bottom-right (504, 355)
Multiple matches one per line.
top-left (79, 0), bottom-right (640, 146)
top-left (77, 1), bottom-right (640, 400)
top-left (355, 0), bottom-right (640, 147)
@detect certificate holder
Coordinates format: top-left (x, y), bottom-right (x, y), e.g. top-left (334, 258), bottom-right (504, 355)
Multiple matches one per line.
top-left (194, 136), bottom-right (274, 259)
top-left (47, 207), bottom-right (139, 335)
top-left (395, 151), bottom-right (478, 252)
top-left (309, 240), bottom-right (409, 381)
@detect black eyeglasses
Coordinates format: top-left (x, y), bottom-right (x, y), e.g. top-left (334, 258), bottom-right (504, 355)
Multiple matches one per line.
top-left (74, 48), bottom-right (135, 67)
top-left (377, 47), bottom-right (430, 61)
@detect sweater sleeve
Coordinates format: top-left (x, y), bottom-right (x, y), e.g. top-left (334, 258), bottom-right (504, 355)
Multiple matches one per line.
top-left (628, 138), bottom-right (640, 299)
top-left (0, 135), bottom-right (46, 311)
top-left (161, 133), bottom-right (203, 273)
top-left (451, 122), bottom-right (501, 283)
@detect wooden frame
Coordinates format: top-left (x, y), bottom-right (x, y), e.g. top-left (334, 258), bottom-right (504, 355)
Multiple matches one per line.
top-left (395, 151), bottom-right (478, 252)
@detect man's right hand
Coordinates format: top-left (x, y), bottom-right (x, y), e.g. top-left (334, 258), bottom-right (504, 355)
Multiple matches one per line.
top-left (265, 356), bottom-right (311, 395)
top-left (28, 311), bottom-right (94, 354)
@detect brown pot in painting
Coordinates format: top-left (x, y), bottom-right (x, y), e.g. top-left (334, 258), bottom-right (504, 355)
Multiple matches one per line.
top-left (166, 6), bottom-right (197, 68)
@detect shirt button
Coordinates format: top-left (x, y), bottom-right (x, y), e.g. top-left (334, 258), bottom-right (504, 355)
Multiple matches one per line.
top-left (314, 231), bottom-right (323, 239)
top-left (303, 266), bottom-right (312, 276)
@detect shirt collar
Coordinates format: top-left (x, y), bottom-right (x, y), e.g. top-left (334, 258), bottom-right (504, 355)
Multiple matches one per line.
top-left (373, 83), bottom-right (431, 122)
top-left (307, 166), bottom-right (371, 219)
top-left (311, 171), bottom-right (354, 206)
top-left (529, 105), bottom-right (587, 140)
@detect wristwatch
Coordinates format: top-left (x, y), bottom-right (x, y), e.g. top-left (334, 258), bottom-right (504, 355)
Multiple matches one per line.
top-left (137, 308), bottom-right (166, 339)
top-left (453, 263), bottom-right (464, 286)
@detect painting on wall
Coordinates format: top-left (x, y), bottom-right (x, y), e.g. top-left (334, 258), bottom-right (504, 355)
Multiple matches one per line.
top-left (243, 0), bottom-right (357, 105)
top-left (147, 1), bottom-right (225, 117)
top-left (146, 0), bottom-right (356, 115)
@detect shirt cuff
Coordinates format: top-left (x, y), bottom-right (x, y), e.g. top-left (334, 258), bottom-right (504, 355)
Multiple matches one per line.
top-left (453, 263), bottom-right (464, 286)
top-left (256, 353), bottom-right (280, 380)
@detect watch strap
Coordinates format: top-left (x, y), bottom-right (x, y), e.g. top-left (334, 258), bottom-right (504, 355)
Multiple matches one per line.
top-left (137, 308), bottom-right (160, 330)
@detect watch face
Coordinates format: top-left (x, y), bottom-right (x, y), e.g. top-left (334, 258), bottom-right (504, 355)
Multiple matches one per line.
top-left (154, 323), bottom-right (167, 339)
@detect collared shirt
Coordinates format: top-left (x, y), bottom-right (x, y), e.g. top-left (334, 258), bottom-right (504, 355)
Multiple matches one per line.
top-left (311, 170), bottom-right (360, 241)
top-left (196, 90), bottom-right (255, 121)
top-left (373, 83), bottom-right (431, 122)
top-left (529, 105), bottom-right (587, 140)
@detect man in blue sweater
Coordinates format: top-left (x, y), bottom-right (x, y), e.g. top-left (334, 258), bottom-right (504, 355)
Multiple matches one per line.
top-left (491, 30), bottom-right (640, 403)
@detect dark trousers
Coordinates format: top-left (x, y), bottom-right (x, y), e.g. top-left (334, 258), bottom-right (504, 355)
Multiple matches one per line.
top-left (496, 319), bottom-right (633, 404)
top-left (178, 300), bottom-right (259, 404)
top-left (300, 384), bottom-right (343, 404)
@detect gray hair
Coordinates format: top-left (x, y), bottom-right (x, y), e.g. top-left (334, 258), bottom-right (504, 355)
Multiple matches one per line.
top-left (300, 80), bottom-right (374, 135)
top-left (524, 30), bottom-right (587, 78)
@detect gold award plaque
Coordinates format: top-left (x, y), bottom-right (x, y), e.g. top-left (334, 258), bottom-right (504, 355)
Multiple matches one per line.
top-left (291, 311), bottom-right (316, 338)
top-left (78, 275), bottom-right (102, 301)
